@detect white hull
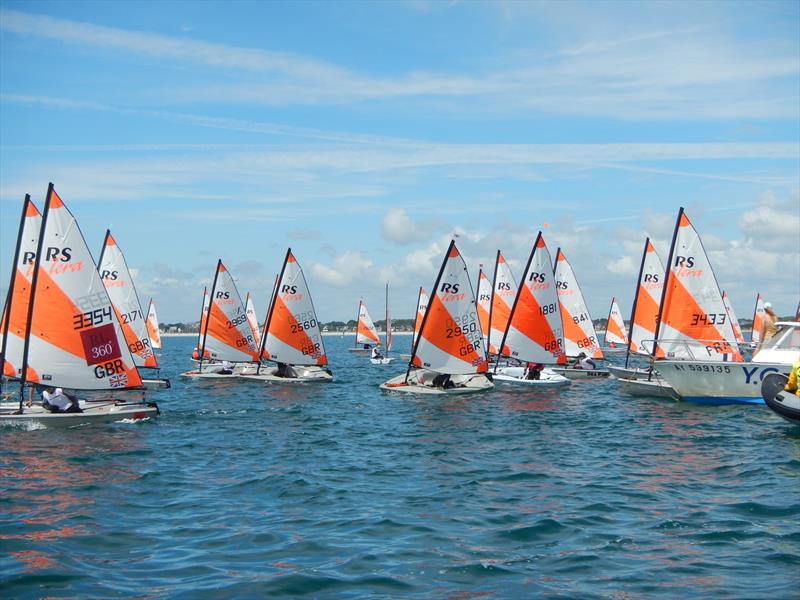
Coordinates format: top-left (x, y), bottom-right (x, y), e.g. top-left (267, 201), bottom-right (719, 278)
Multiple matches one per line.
top-left (607, 365), bottom-right (656, 380)
top-left (238, 365), bottom-right (333, 383)
top-left (180, 363), bottom-right (252, 379)
top-left (380, 371), bottom-right (493, 395)
top-left (552, 367), bottom-right (611, 380)
top-left (493, 366), bottom-right (570, 387)
top-left (370, 357), bottom-right (394, 365)
top-left (141, 377), bottom-right (171, 390)
top-left (617, 377), bottom-right (679, 400)
top-left (656, 360), bottom-right (792, 405)
top-left (398, 354), bottom-right (412, 362)
top-left (0, 400), bottom-right (159, 426)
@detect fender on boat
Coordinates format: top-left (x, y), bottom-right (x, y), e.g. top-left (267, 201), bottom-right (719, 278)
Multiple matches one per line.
top-left (761, 373), bottom-right (800, 424)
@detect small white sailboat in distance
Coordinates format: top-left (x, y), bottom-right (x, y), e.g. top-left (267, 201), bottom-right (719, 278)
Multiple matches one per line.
top-left (146, 298), bottom-right (162, 350)
top-left (370, 282), bottom-right (394, 364)
top-left (604, 297), bottom-right (628, 352)
top-left (381, 240), bottom-right (492, 395)
top-left (348, 299), bottom-right (381, 354)
top-left (1, 184), bottom-right (159, 424)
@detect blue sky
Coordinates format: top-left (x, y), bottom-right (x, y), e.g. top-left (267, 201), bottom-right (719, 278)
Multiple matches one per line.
top-left (1, 0), bottom-right (798, 324)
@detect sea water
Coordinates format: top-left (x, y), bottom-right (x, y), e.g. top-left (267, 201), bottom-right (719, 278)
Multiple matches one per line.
top-left (1, 335), bottom-right (798, 598)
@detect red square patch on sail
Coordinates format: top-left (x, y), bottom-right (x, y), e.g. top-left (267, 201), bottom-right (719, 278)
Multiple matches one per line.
top-left (80, 323), bottom-right (122, 366)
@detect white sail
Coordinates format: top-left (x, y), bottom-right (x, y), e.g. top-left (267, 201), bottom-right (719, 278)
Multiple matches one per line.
top-left (21, 184), bottom-right (142, 390)
top-left (604, 297), bottom-right (628, 346)
top-left (476, 268), bottom-right (492, 353)
top-left (411, 241), bottom-right (487, 375)
top-left (488, 251), bottom-right (517, 356)
top-left (629, 239), bottom-right (664, 356)
top-left (655, 209), bottom-right (742, 361)
top-left (262, 249), bottom-right (327, 366)
top-left (500, 233), bottom-right (566, 365)
top-left (412, 287), bottom-right (428, 347)
top-left (722, 291), bottom-right (745, 344)
top-left (1, 196), bottom-right (42, 381)
top-left (356, 301), bottom-right (381, 347)
top-left (98, 231), bottom-right (158, 369)
top-left (200, 261), bottom-right (260, 363)
top-left (554, 249), bottom-right (603, 359)
top-left (146, 299), bottom-right (162, 350)
top-left (245, 292), bottom-right (261, 346)
top-left (750, 293), bottom-right (765, 344)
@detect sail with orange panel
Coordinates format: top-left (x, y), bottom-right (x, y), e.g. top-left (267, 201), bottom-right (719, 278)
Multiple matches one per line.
top-left (260, 249), bottom-right (327, 366)
top-left (554, 248), bottom-right (603, 359)
top-left (198, 261), bottom-right (260, 364)
top-left (411, 287), bottom-right (428, 347)
top-left (18, 183), bottom-right (142, 390)
top-left (145, 298), bottom-right (162, 350)
top-left (475, 267), bottom-right (492, 352)
top-left (654, 208), bottom-right (743, 362)
top-left (604, 297), bottom-right (628, 348)
top-left (409, 241), bottom-right (487, 375)
top-left (98, 230), bottom-right (158, 369)
top-left (192, 287), bottom-right (211, 360)
top-left (750, 293), bottom-right (765, 344)
top-left (0, 195), bottom-right (42, 385)
top-left (245, 292), bottom-right (261, 347)
top-left (721, 291), bottom-right (745, 345)
top-left (499, 233), bottom-right (566, 365)
top-left (488, 251), bottom-right (517, 356)
top-left (355, 300), bottom-right (381, 348)
top-left (627, 238), bottom-right (665, 358)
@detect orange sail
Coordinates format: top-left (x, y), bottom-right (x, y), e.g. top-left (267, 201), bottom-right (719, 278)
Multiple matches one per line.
top-left (476, 268), bottom-right (491, 351)
top-left (604, 297), bottom-right (628, 347)
top-left (199, 261), bottom-right (260, 363)
top-left (355, 300), bottom-right (381, 347)
top-left (261, 249), bottom-right (327, 366)
top-left (628, 238), bottom-right (664, 356)
top-left (750, 293), bottom-right (764, 344)
top-left (145, 298), bottom-right (162, 350)
top-left (0, 195), bottom-right (41, 381)
top-left (655, 208), bottom-right (743, 361)
top-left (410, 241), bottom-right (487, 374)
top-left (488, 251), bottom-right (517, 356)
top-left (20, 184), bottom-right (142, 390)
top-left (411, 287), bottom-right (428, 347)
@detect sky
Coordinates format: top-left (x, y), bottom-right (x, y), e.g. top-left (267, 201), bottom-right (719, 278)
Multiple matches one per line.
top-left (1, 0), bottom-right (798, 325)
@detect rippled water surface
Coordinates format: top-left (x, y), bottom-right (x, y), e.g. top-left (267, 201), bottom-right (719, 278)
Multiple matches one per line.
top-left (2, 335), bottom-right (799, 598)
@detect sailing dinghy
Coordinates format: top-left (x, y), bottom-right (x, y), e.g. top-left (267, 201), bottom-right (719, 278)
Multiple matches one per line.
top-left (603, 297), bottom-right (628, 353)
top-left (180, 261), bottom-right (260, 378)
top-left (145, 298), bottom-right (162, 350)
top-left (239, 249), bottom-right (332, 383)
top-left (348, 300), bottom-right (381, 354)
top-left (399, 287), bottom-right (427, 362)
top-left (476, 267), bottom-right (492, 354)
top-left (98, 230), bottom-right (170, 389)
top-left (0, 185), bottom-right (158, 424)
top-left (492, 233), bottom-right (570, 387)
top-left (381, 240), bottom-right (492, 395)
top-left (370, 282), bottom-right (394, 364)
top-left (191, 287), bottom-right (211, 362)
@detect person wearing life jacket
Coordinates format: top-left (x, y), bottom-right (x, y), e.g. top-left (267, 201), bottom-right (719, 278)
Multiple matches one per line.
top-left (571, 352), bottom-right (597, 370)
top-left (42, 387), bottom-right (82, 413)
top-left (784, 358), bottom-right (800, 398)
top-left (524, 362), bottom-right (543, 380)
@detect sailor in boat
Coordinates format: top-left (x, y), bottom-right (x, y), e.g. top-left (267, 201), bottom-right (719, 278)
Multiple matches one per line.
top-left (41, 387), bottom-right (82, 413)
top-left (275, 362), bottom-right (296, 378)
top-left (523, 362), bottom-right (544, 380)
top-left (218, 360), bottom-right (234, 375)
top-left (784, 358), bottom-right (800, 398)
top-left (571, 352), bottom-right (597, 370)
top-left (363, 343), bottom-right (373, 350)
top-left (371, 346), bottom-right (384, 361)
top-left (432, 373), bottom-right (455, 389)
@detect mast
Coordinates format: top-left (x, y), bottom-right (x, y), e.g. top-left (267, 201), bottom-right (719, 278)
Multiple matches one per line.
top-left (625, 237), bottom-right (650, 369)
top-left (1, 195), bottom-right (32, 396)
top-left (405, 239), bottom-right (456, 383)
top-left (199, 260), bottom-right (223, 372)
top-left (19, 184), bottom-right (54, 408)
top-left (354, 300), bottom-right (363, 348)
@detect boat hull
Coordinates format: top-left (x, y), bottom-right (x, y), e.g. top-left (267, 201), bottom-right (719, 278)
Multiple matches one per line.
top-left (617, 377), bottom-right (679, 400)
top-left (0, 401), bottom-right (159, 426)
top-left (761, 373), bottom-right (800, 424)
top-left (493, 366), bottom-right (570, 387)
top-left (380, 372), bottom-right (493, 395)
top-left (238, 365), bottom-right (333, 383)
top-left (370, 357), bottom-right (394, 365)
top-left (551, 367), bottom-right (610, 380)
top-left (141, 377), bottom-right (171, 390)
top-left (657, 360), bottom-right (792, 405)
top-left (607, 365), bottom-right (655, 380)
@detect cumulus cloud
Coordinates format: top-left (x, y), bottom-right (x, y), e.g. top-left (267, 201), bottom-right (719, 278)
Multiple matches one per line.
top-left (309, 251), bottom-right (373, 287)
top-left (381, 207), bottom-right (439, 245)
top-left (738, 191), bottom-right (800, 246)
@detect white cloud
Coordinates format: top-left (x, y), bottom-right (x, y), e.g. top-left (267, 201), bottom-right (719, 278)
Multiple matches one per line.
top-left (309, 251), bottom-right (373, 287)
top-left (381, 207), bottom-right (439, 245)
